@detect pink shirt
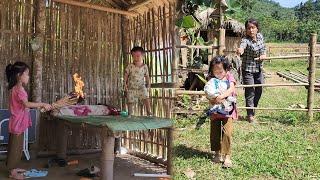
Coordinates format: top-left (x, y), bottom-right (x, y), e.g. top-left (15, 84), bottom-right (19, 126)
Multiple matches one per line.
top-left (8, 86), bottom-right (32, 135)
top-left (211, 72), bottom-right (238, 120)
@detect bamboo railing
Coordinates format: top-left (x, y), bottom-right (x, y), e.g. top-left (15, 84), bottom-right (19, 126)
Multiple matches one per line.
top-left (174, 34), bottom-right (319, 121)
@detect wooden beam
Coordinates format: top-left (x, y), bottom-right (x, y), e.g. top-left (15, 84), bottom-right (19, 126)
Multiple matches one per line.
top-left (102, 0), bottom-right (122, 9)
top-left (52, 0), bottom-right (138, 16)
top-left (119, 0), bottom-right (130, 6)
top-left (307, 33), bottom-right (317, 121)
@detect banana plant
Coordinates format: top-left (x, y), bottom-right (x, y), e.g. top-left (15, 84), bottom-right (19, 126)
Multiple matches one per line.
top-left (225, 0), bottom-right (242, 19)
top-left (196, 74), bottom-right (208, 84)
top-left (176, 0), bottom-right (216, 45)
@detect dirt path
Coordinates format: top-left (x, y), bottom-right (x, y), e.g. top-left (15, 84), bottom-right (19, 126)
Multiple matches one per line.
top-left (264, 70), bottom-right (300, 92)
top-left (0, 153), bottom-right (166, 180)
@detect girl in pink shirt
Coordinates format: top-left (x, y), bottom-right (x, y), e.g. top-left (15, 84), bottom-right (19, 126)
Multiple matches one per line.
top-left (5, 61), bottom-right (51, 178)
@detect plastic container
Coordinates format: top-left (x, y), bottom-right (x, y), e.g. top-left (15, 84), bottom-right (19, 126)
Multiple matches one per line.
top-left (120, 111), bottom-right (128, 117)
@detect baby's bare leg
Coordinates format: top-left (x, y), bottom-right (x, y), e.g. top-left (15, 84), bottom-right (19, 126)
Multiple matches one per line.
top-left (144, 98), bottom-right (152, 116)
top-left (127, 103), bottom-right (133, 116)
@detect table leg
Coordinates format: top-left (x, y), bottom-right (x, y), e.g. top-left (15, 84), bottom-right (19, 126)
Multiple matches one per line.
top-left (57, 121), bottom-right (67, 159)
top-left (101, 133), bottom-right (115, 180)
top-left (167, 127), bottom-right (173, 175)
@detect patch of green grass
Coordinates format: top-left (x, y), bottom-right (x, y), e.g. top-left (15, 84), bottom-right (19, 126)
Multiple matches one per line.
top-left (173, 120), bottom-right (320, 179)
top-left (264, 59), bottom-right (320, 77)
top-left (264, 59), bottom-right (308, 73)
top-left (173, 59), bottom-right (320, 179)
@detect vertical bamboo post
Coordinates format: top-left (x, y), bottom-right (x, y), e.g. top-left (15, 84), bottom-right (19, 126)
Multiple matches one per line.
top-left (57, 121), bottom-right (67, 159)
top-left (218, 0), bottom-right (225, 55)
top-left (101, 129), bottom-right (115, 180)
top-left (307, 33), bottom-right (317, 121)
top-left (31, 0), bottom-right (46, 158)
top-left (166, 127), bottom-right (173, 175)
top-left (122, 16), bottom-right (129, 147)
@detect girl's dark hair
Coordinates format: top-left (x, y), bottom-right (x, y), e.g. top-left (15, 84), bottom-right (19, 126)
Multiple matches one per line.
top-left (130, 46), bottom-right (145, 54)
top-left (208, 56), bottom-right (231, 75)
top-left (5, 61), bottom-right (30, 90)
top-left (245, 18), bottom-right (259, 31)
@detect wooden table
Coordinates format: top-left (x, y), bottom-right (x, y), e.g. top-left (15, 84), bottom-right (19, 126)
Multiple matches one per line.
top-left (54, 115), bottom-right (173, 180)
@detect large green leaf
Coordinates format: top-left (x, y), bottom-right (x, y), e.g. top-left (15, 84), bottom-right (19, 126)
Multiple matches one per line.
top-left (196, 37), bottom-right (205, 45)
top-left (225, 0), bottom-right (241, 16)
top-left (196, 74), bottom-right (207, 84)
top-left (176, 15), bottom-right (200, 28)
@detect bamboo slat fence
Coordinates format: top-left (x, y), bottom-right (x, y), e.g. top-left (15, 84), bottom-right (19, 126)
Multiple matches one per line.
top-left (38, 0), bottom-right (123, 152)
top-left (175, 34), bottom-right (319, 121)
top-left (121, 3), bottom-right (176, 167)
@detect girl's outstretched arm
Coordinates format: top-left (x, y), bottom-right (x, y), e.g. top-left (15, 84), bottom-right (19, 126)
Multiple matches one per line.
top-left (22, 100), bottom-right (51, 111)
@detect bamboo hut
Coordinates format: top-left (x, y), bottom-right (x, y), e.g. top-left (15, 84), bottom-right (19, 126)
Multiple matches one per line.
top-left (0, 0), bottom-right (176, 177)
top-left (223, 19), bottom-right (245, 55)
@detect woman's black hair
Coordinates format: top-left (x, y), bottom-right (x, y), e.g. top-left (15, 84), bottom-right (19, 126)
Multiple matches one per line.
top-left (5, 61), bottom-right (30, 90)
top-left (130, 46), bottom-right (145, 54)
top-left (208, 56), bottom-right (231, 75)
top-left (245, 18), bottom-right (259, 31)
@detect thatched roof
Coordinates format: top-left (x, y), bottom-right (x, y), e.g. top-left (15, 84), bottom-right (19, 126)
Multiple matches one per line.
top-left (223, 19), bottom-right (245, 36)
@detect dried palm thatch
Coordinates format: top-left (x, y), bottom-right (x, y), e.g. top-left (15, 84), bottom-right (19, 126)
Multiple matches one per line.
top-left (223, 19), bottom-right (245, 36)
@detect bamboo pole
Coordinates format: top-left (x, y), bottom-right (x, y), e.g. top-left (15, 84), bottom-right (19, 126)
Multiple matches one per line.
top-left (128, 150), bottom-right (167, 165)
top-left (173, 108), bottom-right (320, 114)
top-left (307, 33), bottom-right (317, 121)
top-left (255, 54), bottom-right (320, 60)
top-left (171, 4), bottom-right (179, 85)
top-left (175, 83), bottom-right (320, 95)
top-left (176, 45), bottom-right (219, 49)
top-left (166, 127), bottom-right (173, 175)
top-left (238, 107), bottom-right (309, 111)
top-left (52, 0), bottom-right (138, 16)
top-left (218, 0), bottom-right (225, 55)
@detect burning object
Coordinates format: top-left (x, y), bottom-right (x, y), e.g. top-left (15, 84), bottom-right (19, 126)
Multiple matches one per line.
top-left (41, 73), bottom-right (85, 112)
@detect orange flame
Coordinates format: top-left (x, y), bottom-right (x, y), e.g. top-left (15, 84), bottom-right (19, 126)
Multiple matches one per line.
top-left (73, 73), bottom-right (84, 98)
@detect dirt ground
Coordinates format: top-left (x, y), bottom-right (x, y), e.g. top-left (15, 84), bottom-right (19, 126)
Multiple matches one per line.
top-left (0, 153), bottom-right (166, 180)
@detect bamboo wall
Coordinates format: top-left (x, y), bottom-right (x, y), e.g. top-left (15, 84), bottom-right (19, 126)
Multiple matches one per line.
top-left (39, 1), bottom-right (123, 152)
top-left (42, 1), bottom-right (122, 106)
top-left (121, 3), bottom-right (176, 162)
top-left (225, 36), bottom-right (241, 55)
top-left (0, 0), bottom-right (35, 108)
